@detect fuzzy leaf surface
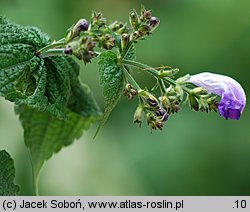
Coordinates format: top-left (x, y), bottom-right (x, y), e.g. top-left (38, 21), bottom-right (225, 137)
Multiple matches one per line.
top-left (0, 16), bottom-right (73, 118)
top-left (0, 16), bottom-right (101, 179)
top-left (16, 58), bottom-right (100, 178)
top-left (0, 150), bottom-right (20, 196)
top-left (96, 51), bottom-right (125, 136)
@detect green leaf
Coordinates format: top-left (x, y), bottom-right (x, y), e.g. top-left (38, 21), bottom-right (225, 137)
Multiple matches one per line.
top-left (0, 150), bottom-right (20, 196)
top-left (95, 51), bottom-right (125, 137)
top-left (0, 16), bottom-right (73, 118)
top-left (16, 58), bottom-right (101, 181)
top-left (1, 16), bottom-right (101, 191)
top-left (124, 44), bottom-right (136, 61)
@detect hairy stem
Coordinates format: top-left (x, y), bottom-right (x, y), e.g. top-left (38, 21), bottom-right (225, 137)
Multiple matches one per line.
top-left (122, 59), bottom-right (192, 94)
top-left (120, 64), bottom-right (141, 91)
top-left (39, 49), bottom-right (65, 58)
top-left (37, 40), bottom-right (66, 54)
top-left (121, 41), bottom-right (133, 59)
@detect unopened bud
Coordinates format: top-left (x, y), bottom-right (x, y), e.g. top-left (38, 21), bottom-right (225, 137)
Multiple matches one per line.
top-left (64, 40), bottom-right (80, 54)
top-left (188, 94), bottom-right (199, 111)
top-left (146, 113), bottom-right (157, 130)
top-left (92, 12), bottom-right (106, 28)
top-left (134, 106), bottom-right (144, 126)
top-left (64, 47), bottom-right (73, 55)
top-left (155, 109), bottom-right (168, 122)
top-left (159, 68), bottom-right (179, 78)
top-left (176, 74), bottom-right (191, 84)
top-left (131, 31), bottom-right (142, 40)
top-left (74, 19), bottom-right (89, 32)
top-left (191, 87), bottom-right (208, 95)
top-left (174, 85), bottom-right (184, 100)
top-left (147, 98), bottom-right (158, 107)
top-left (160, 95), bottom-right (171, 110)
top-left (124, 83), bottom-right (137, 100)
top-left (129, 10), bottom-right (140, 29)
top-left (149, 17), bottom-right (160, 31)
top-left (155, 119), bottom-right (164, 130)
top-left (141, 6), bottom-right (152, 21)
top-left (66, 19), bottom-right (89, 42)
top-left (138, 24), bottom-right (151, 35)
top-left (121, 33), bottom-right (130, 50)
top-left (172, 104), bottom-right (180, 113)
top-left (139, 91), bottom-right (159, 108)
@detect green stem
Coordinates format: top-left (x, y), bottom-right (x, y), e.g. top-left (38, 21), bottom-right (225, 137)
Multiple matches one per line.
top-left (38, 40), bottom-right (65, 53)
top-left (33, 171), bottom-right (39, 196)
top-left (122, 59), bottom-right (192, 94)
top-left (120, 64), bottom-right (141, 91)
top-left (159, 79), bottom-right (167, 93)
top-left (121, 41), bottom-right (133, 59)
top-left (39, 49), bottom-right (65, 58)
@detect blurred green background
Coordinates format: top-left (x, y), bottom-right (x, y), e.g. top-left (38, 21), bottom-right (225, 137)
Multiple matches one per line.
top-left (0, 0), bottom-right (250, 195)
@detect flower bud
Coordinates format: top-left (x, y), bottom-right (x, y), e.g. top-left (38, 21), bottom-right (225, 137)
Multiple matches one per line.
top-left (188, 94), bottom-right (199, 111)
top-left (74, 19), bottom-right (89, 32)
top-left (66, 19), bottom-right (89, 42)
top-left (160, 95), bottom-right (171, 111)
top-left (64, 40), bottom-right (80, 54)
top-left (92, 11), bottom-right (106, 27)
top-left (129, 9), bottom-right (140, 29)
top-left (174, 85), bottom-right (184, 100)
top-left (139, 91), bottom-right (159, 108)
top-left (124, 83), bottom-right (137, 100)
top-left (121, 33), bottom-right (130, 50)
top-left (174, 104), bottom-right (181, 113)
top-left (149, 17), bottom-right (160, 31)
top-left (140, 6), bottom-right (152, 21)
top-left (155, 109), bottom-right (168, 122)
top-left (109, 21), bottom-right (123, 31)
top-left (134, 106), bottom-right (144, 126)
top-left (138, 24), bottom-right (151, 35)
top-left (99, 34), bottom-right (115, 50)
top-left (64, 46), bottom-right (73, 55)
top-left (147, 98), bottom-right (158, 107)
top-left (159, 68), bottom-right (179, 78)
top-left (176, 74), bottom-right (191, 84)
top-left (131, 31), bottom-right (142, 40)
top-left (155, 119), bottom-right (164, 130)
top-left (146, 113), bottom-right (157, 130)
top-left (191, 87), bottom-right (208, 95)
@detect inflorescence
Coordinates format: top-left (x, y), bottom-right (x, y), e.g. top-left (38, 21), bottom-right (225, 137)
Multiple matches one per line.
top-left (37, 6), bottom-right (246, 132)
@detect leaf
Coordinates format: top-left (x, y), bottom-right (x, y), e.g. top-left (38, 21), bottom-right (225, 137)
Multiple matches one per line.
top-left (16, 58), bottom-right (101, 179)
top-left (0, 16), bottom-right (72, 119)
top-left (124, 44), bottom-right (136, 61)
top-left (95, 51), bottom-right (125, 137)
top-left (0, 150), bottom-right (20, 196)
top-left (1, 16), bottom-right (101, 186)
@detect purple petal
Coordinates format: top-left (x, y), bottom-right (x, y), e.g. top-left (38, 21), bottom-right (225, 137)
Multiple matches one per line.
top-left (188, 72), bottom-right (246, 120)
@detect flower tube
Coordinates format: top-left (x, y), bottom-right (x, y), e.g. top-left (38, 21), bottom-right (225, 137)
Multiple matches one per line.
top-left (189, 72), bottom-right (246, 120)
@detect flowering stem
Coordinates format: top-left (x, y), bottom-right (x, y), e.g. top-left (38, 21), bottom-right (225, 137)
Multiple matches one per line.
top-left (39, 49), bottom-right (65, 58)
top-left (120, 64), bottom-right (141, 91)
top-left (122, 59), bottom-right (192, 94)
top-left (121, 41), bottom-right (133, 59)
top-left (159, 79), bottom-right (167, 93)
top-left (37, 40), bottom-right (66, 54)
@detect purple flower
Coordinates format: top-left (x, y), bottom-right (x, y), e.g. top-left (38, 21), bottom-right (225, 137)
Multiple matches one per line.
top-left (189, 72), bottom-right (246, 120)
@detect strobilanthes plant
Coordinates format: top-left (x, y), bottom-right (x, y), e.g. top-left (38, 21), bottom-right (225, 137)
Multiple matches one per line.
top-left (0, 6), bottom-right (246, 195)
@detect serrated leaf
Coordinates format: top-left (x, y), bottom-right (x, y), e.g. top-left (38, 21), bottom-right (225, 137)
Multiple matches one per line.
top-left (95, 51), bottom-right (125, 137)
top-left (16, 58), bottom-right (101, 180)
top-left (124, 44), bottom-right (136, 61)
top-left (0, 16), bottom-right (72, 119)
top-left (0, 150), bottom-right (20, 196)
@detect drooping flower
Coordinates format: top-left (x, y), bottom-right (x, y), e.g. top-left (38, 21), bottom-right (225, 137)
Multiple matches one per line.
top-left (189, 72), bottom-right (246, 120)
